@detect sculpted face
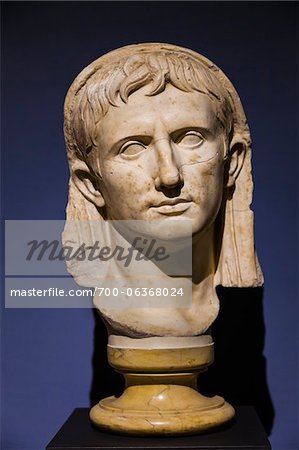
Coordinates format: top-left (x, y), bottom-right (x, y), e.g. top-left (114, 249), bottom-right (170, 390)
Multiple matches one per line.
top-left (95, 84), bottom-right (227, 237)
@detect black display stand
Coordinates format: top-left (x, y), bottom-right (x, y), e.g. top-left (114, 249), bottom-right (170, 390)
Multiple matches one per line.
top-left (46, 406), bottom-right (271, 450)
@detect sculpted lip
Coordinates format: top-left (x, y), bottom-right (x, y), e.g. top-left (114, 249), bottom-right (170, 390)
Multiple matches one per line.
top-left (153, 198), bottom-right (191, 207)
top-left (151, 198), bottom-right (192, 215)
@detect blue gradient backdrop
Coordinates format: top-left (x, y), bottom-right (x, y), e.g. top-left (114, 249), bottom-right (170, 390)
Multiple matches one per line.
top-left (1, 2), bottom-right (298, 449)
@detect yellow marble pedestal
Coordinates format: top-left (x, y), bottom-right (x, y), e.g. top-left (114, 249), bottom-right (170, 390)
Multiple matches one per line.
top-left (90, 336), bottom-right (235, 435)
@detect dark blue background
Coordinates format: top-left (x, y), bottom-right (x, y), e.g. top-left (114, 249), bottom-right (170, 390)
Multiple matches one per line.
top-left (1, 2), bottom-right (298, 449)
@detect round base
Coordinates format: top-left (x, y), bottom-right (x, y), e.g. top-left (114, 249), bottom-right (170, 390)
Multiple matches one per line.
top-left (90, 384), bottom-right (235, 436)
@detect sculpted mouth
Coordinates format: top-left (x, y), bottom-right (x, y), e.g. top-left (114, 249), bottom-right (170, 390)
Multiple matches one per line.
top-left (151, 198), bottom-right (192, 215)
top-left (153, 198), bottom-right (191, 207)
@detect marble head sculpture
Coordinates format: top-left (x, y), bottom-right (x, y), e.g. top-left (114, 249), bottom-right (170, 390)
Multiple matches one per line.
top-left (65, 44), bottom-right (262, 334)
top-left (64, 43), bottom-right (263, 338)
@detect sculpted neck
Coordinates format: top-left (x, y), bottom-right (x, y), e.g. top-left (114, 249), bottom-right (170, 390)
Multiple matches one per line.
top-left (92, 221), bottom-right (219, 338)
top-left (192, 224), bottom-right (216, 285)
top-left (169, 223), bottom-right (219, 334)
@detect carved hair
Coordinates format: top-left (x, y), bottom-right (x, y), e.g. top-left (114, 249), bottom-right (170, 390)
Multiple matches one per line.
top-left (71, 52), bottom-right (234, 162)
top-left (64, 43), bottom-right (263, 288)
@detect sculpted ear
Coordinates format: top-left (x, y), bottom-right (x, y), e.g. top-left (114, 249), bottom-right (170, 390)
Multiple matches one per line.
top-left (226, 136), bottom-right (246, 188)
top-left (71, 160), bottom-right (105, 208)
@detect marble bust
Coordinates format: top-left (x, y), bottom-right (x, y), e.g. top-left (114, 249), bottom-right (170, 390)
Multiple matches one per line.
top-left (63, 43), bottom-right (263, 434)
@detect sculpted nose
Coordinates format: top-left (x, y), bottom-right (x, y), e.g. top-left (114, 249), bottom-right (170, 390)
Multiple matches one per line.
top-left (154, 139), bottom-right (183, 190)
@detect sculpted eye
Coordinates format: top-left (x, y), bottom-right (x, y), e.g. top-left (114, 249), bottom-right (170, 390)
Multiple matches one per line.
top-left (177, 131), bottom-right (204, 148)
top-left (119, 141), bottom-right (146, 157)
